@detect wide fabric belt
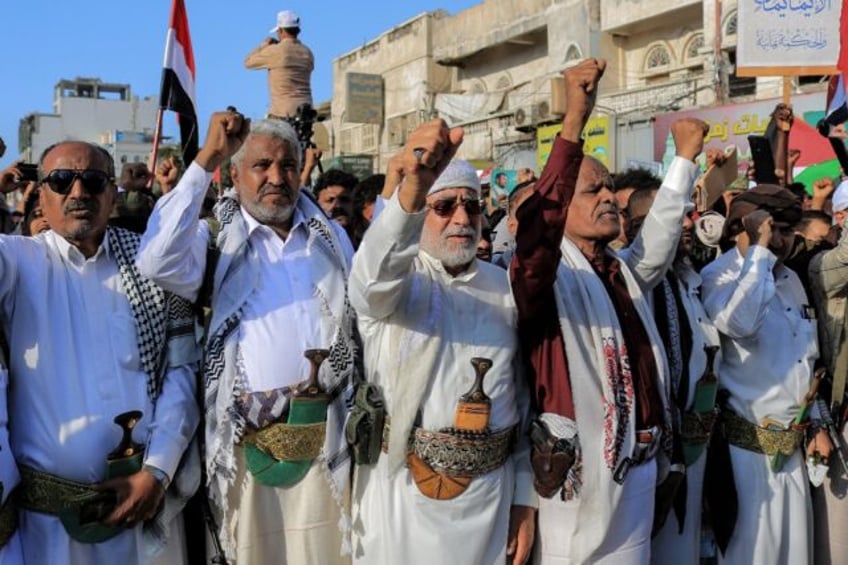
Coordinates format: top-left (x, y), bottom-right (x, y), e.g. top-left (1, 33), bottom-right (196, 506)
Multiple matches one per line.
top-left (681, 410), bottom-right (718, 446)
top-left (17, 466), bottom-right (97, 516)
top-left (241, 421), bottom-right (326, 462)
top-left (382, 419), bottom-right (516, 478)
top-left (722, 410), bottom-right (804, 456)
top-left (0, 488), bottom-right (18, 549)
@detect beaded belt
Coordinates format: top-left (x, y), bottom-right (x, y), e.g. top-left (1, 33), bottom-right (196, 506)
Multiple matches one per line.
top-left (681, 410), bottom-right (718, 446)
top-left (382, 420), bottom-right (516, 477)
top-left (722, 410), bottom-right (804, 456)
top-left (241, 421), bottom-right (326, 462)
top-left (0, 487), bottom-right (17, 549)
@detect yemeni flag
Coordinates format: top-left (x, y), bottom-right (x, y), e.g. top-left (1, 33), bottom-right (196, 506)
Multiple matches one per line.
top-left (158, 0), bottom-right (198, 164)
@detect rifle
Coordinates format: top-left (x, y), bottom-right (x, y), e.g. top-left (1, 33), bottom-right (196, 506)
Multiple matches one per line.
top-left (816, 397), bottom-right (848, 477)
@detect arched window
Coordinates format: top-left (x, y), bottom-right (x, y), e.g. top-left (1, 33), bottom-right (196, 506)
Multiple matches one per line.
top-left (724, 10), bottom-right (737, 37)
top-left (644, 44), bottom-right (672, 71)
top-left (565, 44), bottom-right (583, 63)
top-left (495, 74), bottom-right (512, 91)
top-left (685, 33), bottom-right (705, 61)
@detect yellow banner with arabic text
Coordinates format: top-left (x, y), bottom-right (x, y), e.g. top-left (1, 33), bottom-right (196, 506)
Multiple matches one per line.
top-left (537, 115), bottom-right (612, 171)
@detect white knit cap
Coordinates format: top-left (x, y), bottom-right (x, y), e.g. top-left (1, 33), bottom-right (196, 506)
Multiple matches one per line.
top-left (833, 179), bottom-right (848, 212)
top-left (429, 159), bottom-right (481, 196)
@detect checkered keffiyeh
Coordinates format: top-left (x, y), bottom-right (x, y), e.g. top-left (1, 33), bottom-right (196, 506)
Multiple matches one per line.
top-left (108, 226), bottom-right (196, 399)
top-left (203, 193), bottom-right (361, 558)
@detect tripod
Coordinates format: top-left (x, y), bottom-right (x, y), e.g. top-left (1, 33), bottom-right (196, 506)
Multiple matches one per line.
top-left (285, 103), bottom-right (323, 175)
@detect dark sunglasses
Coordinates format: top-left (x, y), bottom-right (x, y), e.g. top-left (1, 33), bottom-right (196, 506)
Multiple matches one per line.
top-left (42, 169), bottom-right (112, 195)
top-left (427, 196), bottom-right (483, 218)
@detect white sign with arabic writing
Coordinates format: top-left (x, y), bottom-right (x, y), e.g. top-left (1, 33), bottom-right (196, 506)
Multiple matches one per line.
top-left (738, 0), bottom-right (841, 70)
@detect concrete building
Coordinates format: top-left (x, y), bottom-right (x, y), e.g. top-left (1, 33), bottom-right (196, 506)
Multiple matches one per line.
top-left (18, 77), bottom-right (161, 168)
top-left (329, 0), bottom-right (828, 176)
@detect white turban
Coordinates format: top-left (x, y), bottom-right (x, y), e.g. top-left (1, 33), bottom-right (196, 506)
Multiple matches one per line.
top-left (429, 159), bottom-right (481, 196)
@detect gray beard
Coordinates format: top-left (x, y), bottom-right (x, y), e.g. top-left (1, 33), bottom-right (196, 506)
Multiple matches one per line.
top-left (241, 200), bottom-right (294, 228)
top-left (420, 225), bottom-right (481, 269)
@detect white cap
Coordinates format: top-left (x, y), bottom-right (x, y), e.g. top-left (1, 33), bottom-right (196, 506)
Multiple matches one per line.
top-left (270, 10), bottom-right (300, 33)
top-left (429, 160), bottom-right (481, 196)
top-left (833, 179), bottom-right (848, 212)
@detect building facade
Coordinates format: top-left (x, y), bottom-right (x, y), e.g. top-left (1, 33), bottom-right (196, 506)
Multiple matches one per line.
top-left (18, 77), bottom-right (161, 168)
top-left (329, 0), bottom-right (827, 177)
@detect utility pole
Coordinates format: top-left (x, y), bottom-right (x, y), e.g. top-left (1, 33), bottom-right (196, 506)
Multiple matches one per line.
top-left (713, 0), bottom-right (726, 105)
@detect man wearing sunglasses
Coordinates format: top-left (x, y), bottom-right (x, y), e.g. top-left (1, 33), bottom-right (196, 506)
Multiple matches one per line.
top-left (137, 110), bottom-right (357, 564)
top-left (0, 140), bottom-right (200, 564)
top-left (510, 59), bottom-right (703, 563)
top-left (348, 124), bottom-right (536, 565)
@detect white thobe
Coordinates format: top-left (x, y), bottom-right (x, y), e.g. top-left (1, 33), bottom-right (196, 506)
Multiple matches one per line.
top-left (0, 231), bottom-right (198, 565)
top-left (651, 261), bottom-right (722, 565)
top-left (0, 365), bottom-right (23, 565)
top-left (138, 163), bottom-right (354, 564)
top-left (348, 195), bottom-right (535, 565)
top-left (701, 245), bottom-right (817, 565)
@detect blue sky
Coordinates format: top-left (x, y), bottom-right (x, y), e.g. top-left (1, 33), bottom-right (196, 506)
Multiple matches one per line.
top-left (1, 0), bottom-right (480, 169)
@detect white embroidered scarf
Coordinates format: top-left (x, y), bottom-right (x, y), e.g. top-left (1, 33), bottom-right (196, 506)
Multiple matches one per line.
top-left (552, 237), bottom-right (672, 562)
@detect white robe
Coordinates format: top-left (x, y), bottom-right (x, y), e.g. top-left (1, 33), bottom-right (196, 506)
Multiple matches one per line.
top-left (0, 232), bottom-right (198, 565)
top-left (651, 261), bottom-right (722, 565)
top-left (535, 155), bottom-right (699, 565)
top-left (0, 364), bottom-right (22, 565)
top-left (701, 245), bottom-right (817, 565)
top-left (137, 163), bottom-right (355, 563)
top-left (348, 194), bottom-right (535, 565)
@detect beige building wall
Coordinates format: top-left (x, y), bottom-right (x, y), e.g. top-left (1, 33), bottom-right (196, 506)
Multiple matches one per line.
top-left (329, 0), bottom-right (826, 175)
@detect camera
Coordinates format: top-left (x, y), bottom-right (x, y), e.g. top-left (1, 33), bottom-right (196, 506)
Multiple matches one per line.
top-left (16, 163), bottom-right (39, 183)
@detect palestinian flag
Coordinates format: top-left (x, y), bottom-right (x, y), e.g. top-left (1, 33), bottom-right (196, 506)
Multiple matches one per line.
top-left (159, 0), bottom-right (198, 164)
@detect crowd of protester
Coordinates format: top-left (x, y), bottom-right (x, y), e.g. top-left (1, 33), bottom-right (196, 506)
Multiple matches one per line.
top-left (2, 19), bottom-right (848, 565)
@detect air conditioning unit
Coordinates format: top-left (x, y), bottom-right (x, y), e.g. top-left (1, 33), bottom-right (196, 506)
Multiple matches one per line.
top-left (513, 106), bottom-right (530, 126)
top-left (533, 101), bottom-right (552, 123)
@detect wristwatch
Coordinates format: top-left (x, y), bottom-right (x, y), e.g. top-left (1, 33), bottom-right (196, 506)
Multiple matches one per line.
top-left (142, 464), bottom-right (171, 490)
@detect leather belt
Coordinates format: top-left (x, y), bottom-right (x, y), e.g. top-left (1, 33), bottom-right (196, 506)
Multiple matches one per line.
top-left (613, 426), bottom-right (661, 484)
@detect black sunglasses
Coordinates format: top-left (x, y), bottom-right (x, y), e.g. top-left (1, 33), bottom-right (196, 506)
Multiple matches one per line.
top-left (427, 196), bottom-right (483, 218)
top-left (42, 169), bottom-right (112, 195)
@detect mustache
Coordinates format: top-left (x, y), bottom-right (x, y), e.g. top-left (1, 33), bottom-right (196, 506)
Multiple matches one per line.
top-left (257, 182), bottom-right (293, 199)
top-left (443, 226), bottom-right (477, 238)
top-left (331, 208), bottom-right (349, 218)
top-left (63, 199), bottom-right (98, 214)
top-left (596, 203), bottom-right (617, 215)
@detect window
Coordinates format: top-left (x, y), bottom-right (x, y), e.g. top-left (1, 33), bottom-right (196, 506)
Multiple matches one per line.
top-left (644, 45), bottom-right (672, 71)
top-left (724, 10), bottom-right (737, 38)
top-left (727, 49), bottom-right (756, 98)
top-left (685, 34), bottom-right (705, 61)
top-left (565, 44), bottom-right (582, 63)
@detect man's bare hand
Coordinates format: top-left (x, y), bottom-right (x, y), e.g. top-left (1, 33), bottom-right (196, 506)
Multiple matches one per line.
top-left (773, 103), bottom-right (794, 132)
top-left (195, 108), bottom-right (251, 172)
top-left (99, 469), bottom-right (166, 528)
top-left (382, 152), bottom-right (405, 199)
top-left (0, 161), bottom-right (25, 194)
top-left (705, 148), bottom-right (727, 169)
top-left (742, 209), bottom-right (773, 248)
top-left (155, 157), bottom-right (180, 195)
top-left (398, 119), bottom-right (463, 212)
top-left (672, 118), bottom-right (709, 162)
top-left (812, 178), bottom-right (835, 203)
top-left (562, 59), bottom-right (607, 142)
top-left (506, 505), bottom-right (536, 565)
top-left (808, 427), bottom-right (834, 461)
